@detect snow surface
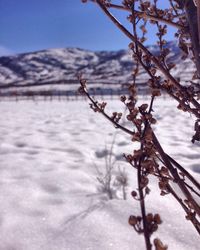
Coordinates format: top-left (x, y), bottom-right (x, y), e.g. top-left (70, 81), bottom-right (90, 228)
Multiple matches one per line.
top-left (0, 97), bottom-right (199, 250)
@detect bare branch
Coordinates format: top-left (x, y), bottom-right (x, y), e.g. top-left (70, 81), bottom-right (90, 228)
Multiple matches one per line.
top-left (95, 0), bottom-right (200, 117)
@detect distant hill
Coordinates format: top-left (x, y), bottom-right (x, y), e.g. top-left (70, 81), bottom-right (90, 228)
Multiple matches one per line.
top-left (0, 41), bottom-right (196, 95)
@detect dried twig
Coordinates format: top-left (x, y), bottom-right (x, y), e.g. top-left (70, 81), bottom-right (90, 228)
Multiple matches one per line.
top-left (81, 0), bottom-right (200, 248)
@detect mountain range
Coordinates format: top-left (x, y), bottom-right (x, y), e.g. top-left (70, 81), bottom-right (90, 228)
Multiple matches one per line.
top-left (0, 41), bottom-right (196, 95)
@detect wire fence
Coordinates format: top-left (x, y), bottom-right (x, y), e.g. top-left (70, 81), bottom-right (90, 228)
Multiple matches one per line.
top-left (0, 80), bottom-right (150, 101)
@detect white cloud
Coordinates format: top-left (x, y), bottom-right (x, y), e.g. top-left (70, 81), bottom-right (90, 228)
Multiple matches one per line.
top-left (0, 45), bottom-right (14, 56)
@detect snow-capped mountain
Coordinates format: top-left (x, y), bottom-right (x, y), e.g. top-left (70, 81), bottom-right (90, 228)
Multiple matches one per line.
top-left (0, 41), bottom-right (196, 94)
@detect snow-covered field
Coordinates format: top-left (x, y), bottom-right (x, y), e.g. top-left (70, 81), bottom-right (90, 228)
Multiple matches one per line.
top-left (0, 97), bottom-right (199, 250)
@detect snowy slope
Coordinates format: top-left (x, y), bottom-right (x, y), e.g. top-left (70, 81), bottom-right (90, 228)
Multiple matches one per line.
top-left (0, 41), bottom-right (196, 92)
top-left (0, 97), bottom-right (199, 250)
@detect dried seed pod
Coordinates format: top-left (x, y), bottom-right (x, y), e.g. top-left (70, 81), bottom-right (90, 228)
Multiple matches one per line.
top-left (120, 95), bottom-right (126, 103)
top-left (154, 214), bottom-right (162, 224)
top-left (146, 213), bottom-right (154, 223)
top-left (139, 103), bottom-right (148, 112)
top-left (131, 190), bottom-right (138, 198)
top-left (128, 215), bottom-right (137, 226)
top-left (154, 238), bottom-right (168, 250)
top-left (152, 89), bottom-right (161, 96)
top-left (140, 176), bottom-right (149, 188)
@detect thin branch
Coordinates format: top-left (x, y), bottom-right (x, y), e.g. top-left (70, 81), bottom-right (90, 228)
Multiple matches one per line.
top-left (184, 182), bottom-right (200, 198)
top-left (184, 0), bottom-right (200, 77)
top-left (154, 160), bottom-right (200, 234)
top-left (80, 83), bottom-right (200, 234)
top-left (81, 85), bottom-right (134, 136)
top-left (95, 0), bottom-right (200, 116)
top-left (106, 3), bottom-right (185, 29)
top-left (166, 154), bottom-right (200, 191)
top-left (152, 132), bottom-right (200, 218)
top-left (155, 154), bottom-right (200, 196)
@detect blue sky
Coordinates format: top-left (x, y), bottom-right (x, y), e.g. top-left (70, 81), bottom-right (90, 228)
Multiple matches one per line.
top-left (0, 0), bottom-right (175, 55)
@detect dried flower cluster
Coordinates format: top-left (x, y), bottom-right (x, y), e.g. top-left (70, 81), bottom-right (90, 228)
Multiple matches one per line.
top-left (81, 1), bottom-right (200, 249)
